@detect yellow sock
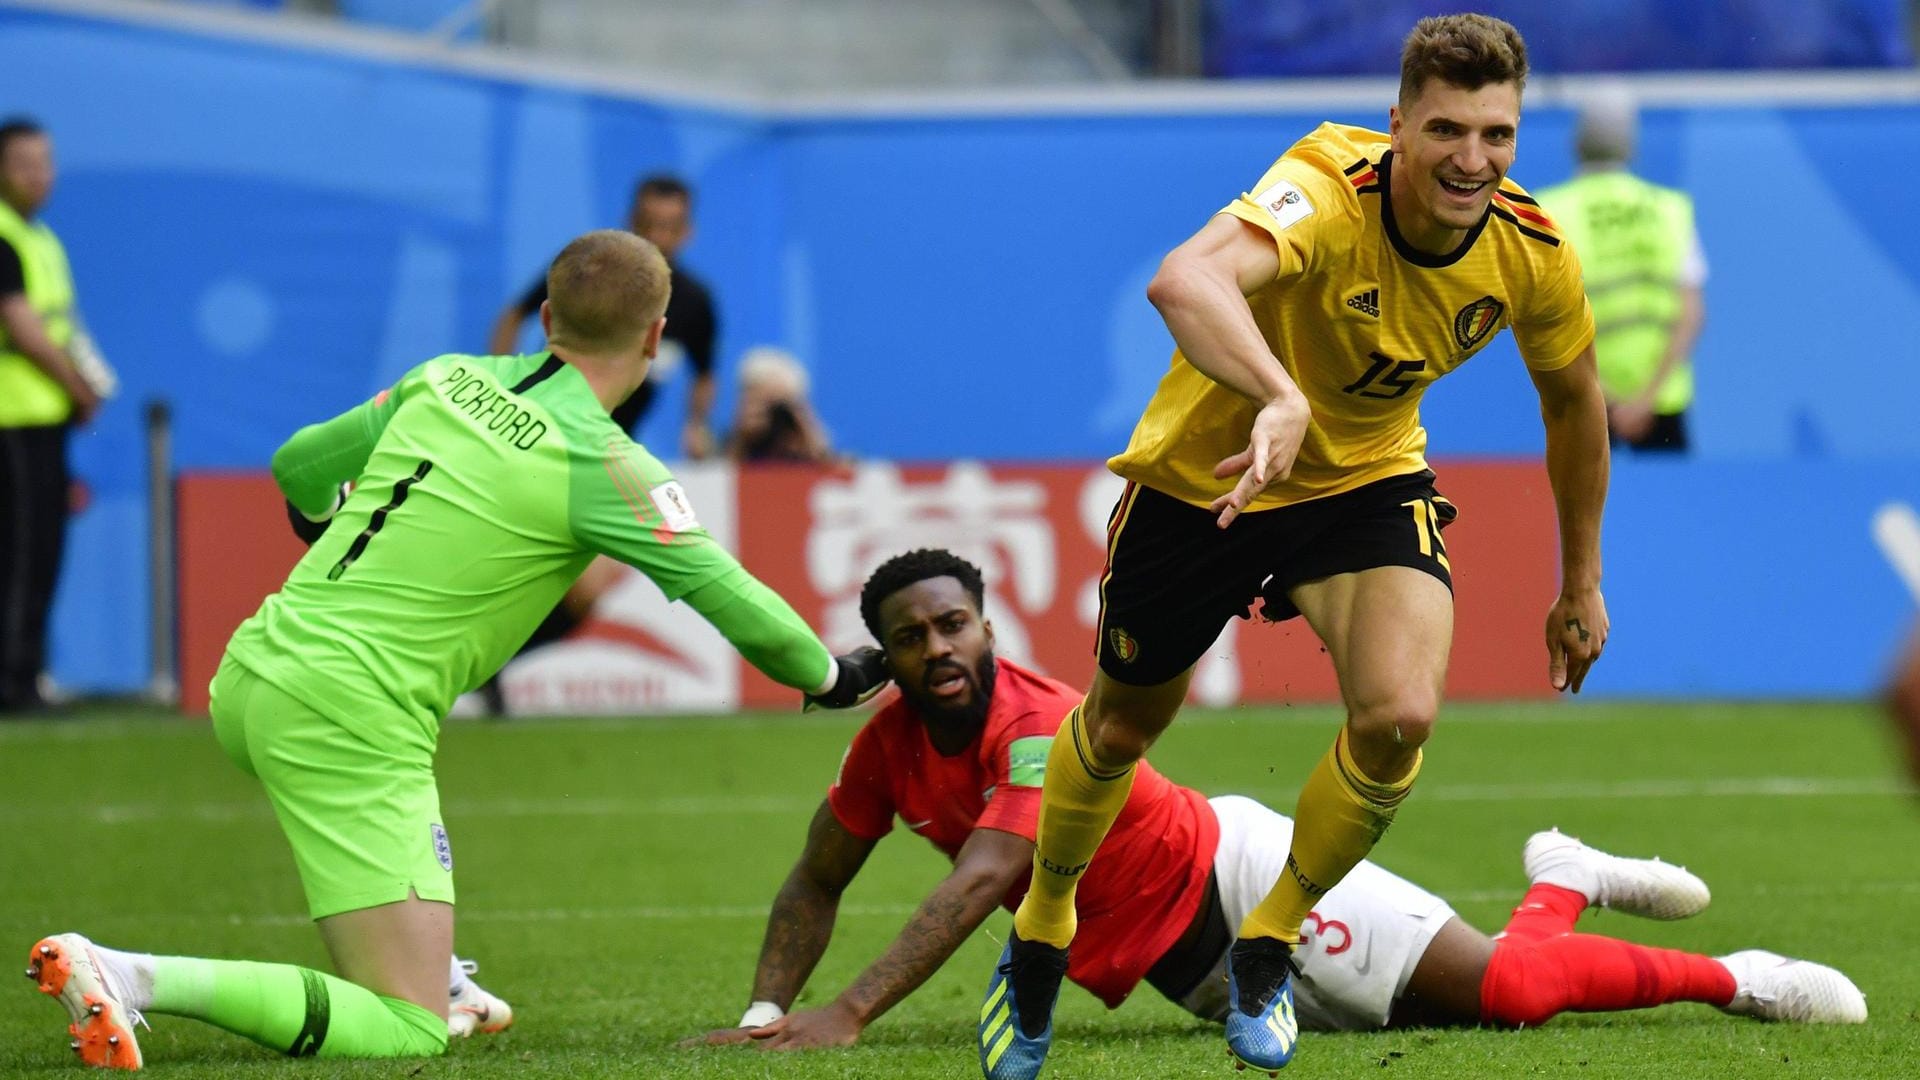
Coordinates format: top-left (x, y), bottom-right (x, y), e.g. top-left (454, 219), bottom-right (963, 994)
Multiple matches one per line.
top-left (1011, 704), bottom-right (1135, 948)
top-left (1239, 730), bottom-right (1422, 944)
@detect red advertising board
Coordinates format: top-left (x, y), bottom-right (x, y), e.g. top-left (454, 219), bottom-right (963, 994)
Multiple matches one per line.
top-left (175, 459), bottom-right (1558, 714)
top-left (176, 472), bottom-right (309, 712)
top-left (734, 460), bottom-right (1558, 708)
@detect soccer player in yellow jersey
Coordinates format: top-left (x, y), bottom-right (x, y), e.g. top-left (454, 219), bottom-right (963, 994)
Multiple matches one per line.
top-left (977, 15), bottom-right (1609, 1078)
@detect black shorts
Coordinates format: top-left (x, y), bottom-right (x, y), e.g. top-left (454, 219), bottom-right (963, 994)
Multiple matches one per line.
top-left (1095, 471), bottom-right (1458, 686)
top-left (1612, 410), bottom-right (1689, 453)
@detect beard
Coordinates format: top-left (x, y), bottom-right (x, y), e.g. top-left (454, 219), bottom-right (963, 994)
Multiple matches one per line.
top-left (910, 651), bottom-right (998, 736)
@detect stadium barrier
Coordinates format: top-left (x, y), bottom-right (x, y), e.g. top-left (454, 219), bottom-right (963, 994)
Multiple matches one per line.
top-left (18, 2), bottom-right (1920, 696)
top-left (176, 458), bottom-right (1561, 714)
top-left (145, 399), bottom-right (177, 704)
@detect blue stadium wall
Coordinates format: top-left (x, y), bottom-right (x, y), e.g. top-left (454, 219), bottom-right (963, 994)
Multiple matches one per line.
top-left (3, 4), bottom-right (1914, 697)
top-left (1204, 0), bottom-right (1913, 76)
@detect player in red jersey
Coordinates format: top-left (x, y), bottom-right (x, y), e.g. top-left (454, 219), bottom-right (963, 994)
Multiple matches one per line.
top-left (689, 551), bottom-right (1863, 1055)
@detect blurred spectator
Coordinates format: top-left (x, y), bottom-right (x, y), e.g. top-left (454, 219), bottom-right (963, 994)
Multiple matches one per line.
top-left (725, 347), bottom-right (835, 464)
top-left (1537, 90), bottom-right (1705, 453)
top-left (0, 117), bottom-right (105, 715)
top-left (1890, 629), bottom-right (1920, 788)
top-left (490, 174), bottom-right (720, 457)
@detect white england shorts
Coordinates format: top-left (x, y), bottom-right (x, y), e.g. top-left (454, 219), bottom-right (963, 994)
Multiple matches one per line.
top-left (1176, 795), bottom-right (1457, 1031)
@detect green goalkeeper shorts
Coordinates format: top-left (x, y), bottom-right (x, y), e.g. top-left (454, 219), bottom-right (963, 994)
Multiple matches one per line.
top-left (209, 654), bottom-right (456, 920)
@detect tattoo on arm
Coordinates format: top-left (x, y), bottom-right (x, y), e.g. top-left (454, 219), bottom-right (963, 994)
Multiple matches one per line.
top-left (1565, 617), bottom-right (1590, 643)
top-left (749, 803), bottom-right (874, 1008)
top-left (750, 875), bottom-right (840, 1007)
top-left (839, 876), bottom-right (1001, 1024)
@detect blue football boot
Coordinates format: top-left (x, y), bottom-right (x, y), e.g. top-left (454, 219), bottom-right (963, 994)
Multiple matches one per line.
top-left (1224, 936), bottom-right (1300, 1075)
top-left (978, 932), bottom-right (1068, 1080)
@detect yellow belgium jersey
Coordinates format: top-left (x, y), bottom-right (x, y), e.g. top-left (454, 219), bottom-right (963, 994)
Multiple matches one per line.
top-left (1110, 123), bottom-right (1595, 510)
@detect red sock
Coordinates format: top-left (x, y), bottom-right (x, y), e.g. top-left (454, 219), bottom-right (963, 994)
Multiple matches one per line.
top-left (1480, 931), bottom-right (1737, 1027)
top-left (1497, 883), bottom-right (1589, 944)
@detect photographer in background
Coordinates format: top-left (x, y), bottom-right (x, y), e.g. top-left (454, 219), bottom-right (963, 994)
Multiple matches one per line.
top-left (725, 346), bottom-right (835, 464)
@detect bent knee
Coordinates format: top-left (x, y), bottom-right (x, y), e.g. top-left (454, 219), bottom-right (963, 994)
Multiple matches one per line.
top-left (1081, 710), bottom-right (1160, 766)
top-left (1082, 677), bottom-right (1186, 765)
top-left (1348, 697), bottom-right (1439, 751)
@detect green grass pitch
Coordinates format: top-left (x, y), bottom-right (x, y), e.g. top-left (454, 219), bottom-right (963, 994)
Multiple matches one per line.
top-left (3, 701), bottom-right (1918, 1078)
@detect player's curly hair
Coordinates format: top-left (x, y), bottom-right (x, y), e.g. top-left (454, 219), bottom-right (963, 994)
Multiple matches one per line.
top-left (1399, 13), bottom-right (1528, 107)
top-left (859, 549), bottom-right (986, 641)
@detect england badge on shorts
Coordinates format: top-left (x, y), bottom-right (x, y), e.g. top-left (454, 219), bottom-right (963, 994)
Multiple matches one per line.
top-left (430, 823), bottom-right (454, 870)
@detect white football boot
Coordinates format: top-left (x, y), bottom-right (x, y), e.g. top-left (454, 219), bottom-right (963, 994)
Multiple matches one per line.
top-left (1523, 829), bottom-right (1711, 920)
top-left (1718, 950), bottom-right (1867, 1023)
top-left (26, 933), bottom-right (144, 1069)
top-left (448, 958), bottom-right (514, 1038)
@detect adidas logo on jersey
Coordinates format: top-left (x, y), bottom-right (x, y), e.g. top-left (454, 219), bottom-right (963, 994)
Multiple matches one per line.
top-left (1346, 288), bottom-right (1380, 317)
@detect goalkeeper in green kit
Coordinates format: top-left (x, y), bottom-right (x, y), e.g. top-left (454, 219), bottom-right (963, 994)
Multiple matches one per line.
top-left (24, 230), bottom-right (889, 1070)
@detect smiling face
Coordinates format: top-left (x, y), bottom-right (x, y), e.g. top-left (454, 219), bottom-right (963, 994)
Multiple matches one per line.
top-left (876, 575), bottom-right (997, 739)
top-left (1388, 78), bottom-right (1520, 254)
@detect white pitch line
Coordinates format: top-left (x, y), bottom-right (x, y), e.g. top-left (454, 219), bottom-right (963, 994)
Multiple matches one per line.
top-left (1415, 776), bottom-right (1910, 802)
top-left (31, 880), bottom-right (1920, 932)
top-left (1444, 879), bottom-right (1920, 905)
top-left (12, 794), bottom-right (823, 826)
top-left (41, 902), bottom-right (924, 931)
top-left (7, 775), bottom-right (1905, 828)
top-left (1201, 776), bottom-right (1910, 804)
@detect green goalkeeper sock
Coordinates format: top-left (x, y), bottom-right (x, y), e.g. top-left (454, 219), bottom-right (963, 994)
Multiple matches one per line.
top-left (148, 956), bottom-right (446, 1058)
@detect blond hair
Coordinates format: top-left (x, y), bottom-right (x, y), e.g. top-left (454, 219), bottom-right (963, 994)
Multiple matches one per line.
top-left (737, 346), bottom-right (810, 398)
top-left (1399, 14), bottom-right (1529, 107)
top-left (545, 229), bottom-right (671, 351)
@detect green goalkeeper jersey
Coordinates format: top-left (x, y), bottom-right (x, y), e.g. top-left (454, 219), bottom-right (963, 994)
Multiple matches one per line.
top-left (224, 352), bottom-right (833, 748)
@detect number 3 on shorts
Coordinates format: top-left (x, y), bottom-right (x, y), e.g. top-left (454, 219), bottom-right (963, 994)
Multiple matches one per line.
top-left (1401, 498), bottom-right (1450, 571)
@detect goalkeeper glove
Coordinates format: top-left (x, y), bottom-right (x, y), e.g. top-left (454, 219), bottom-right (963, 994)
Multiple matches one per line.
top-left (285, 482), bottom-right (352, 546)
top-left (803, 646), bottom-right (891, 710)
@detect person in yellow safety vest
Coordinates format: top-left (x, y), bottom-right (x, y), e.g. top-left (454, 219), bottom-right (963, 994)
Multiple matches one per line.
top-left (0, 117), bottom-right (104, 714)
top-left (1537, 90), bottom-right (1706, 453)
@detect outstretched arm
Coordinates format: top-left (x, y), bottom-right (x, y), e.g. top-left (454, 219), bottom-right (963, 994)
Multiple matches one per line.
top-left (688, 801), bottom-right (876, 1046)
top-left (1529, 345), bottom-right (1610, 692)
top-left (753, 802), bottom-right (878, 1009)
top-left (677, 568), bottom-right (838, 693)
top-left (567, 444), bottom-right (891, 700)
top-left (272, 386), bottom-right (403, 520)
top-left (1146, 214), bottom-right (1311, 527)
top-left (748, 826), bottom-right (1034, 1050)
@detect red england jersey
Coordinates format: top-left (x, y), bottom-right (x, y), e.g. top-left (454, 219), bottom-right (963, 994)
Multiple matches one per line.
top-left (827, 657), bottom-right (1219, 1007)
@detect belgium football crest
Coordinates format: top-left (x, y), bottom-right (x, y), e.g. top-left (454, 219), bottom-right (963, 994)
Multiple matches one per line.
top-left (1108, 627), bottom-right (1139, 663)
top-left (1452, 295), bottom-right (1505, 351)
